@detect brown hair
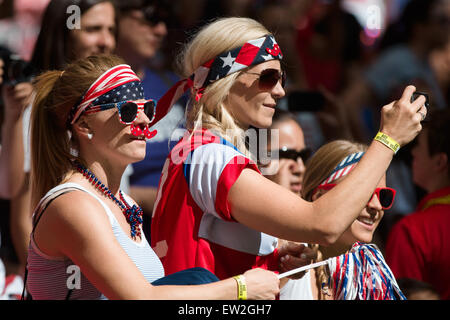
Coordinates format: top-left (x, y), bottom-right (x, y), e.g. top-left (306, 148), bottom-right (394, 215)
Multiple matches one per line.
top-left (30, 54), bottom-right (125, 208)
top-left (301, 140), bottom-right (368, 299)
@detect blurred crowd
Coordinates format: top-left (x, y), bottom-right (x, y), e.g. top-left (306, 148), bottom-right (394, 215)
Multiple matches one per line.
top-left (0, 0), bottom-right (448, 300)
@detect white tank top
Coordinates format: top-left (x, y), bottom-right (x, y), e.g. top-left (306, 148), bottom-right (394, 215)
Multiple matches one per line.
top-left (280, 271), bottom-right (314, 300)
top-left (26, 182), bottom-right (165, 300)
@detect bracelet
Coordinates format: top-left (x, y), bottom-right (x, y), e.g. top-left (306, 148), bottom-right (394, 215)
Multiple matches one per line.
top-left (233, 275), bottom-right (247, 300)
top-left (374, 131), bottom-right (400, 154)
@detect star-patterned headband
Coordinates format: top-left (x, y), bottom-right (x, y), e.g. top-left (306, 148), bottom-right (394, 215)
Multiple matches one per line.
top-left (153, 34), bottom-right (283, 126)
top-left (319, 152), bottom-right (365, 186)
top-left (69, 64), bottom-right (144, 124)
top-left (191, 34), bottom-right (283, 96)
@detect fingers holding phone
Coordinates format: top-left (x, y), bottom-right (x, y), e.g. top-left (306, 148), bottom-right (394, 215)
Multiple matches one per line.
top-left (380, 85), bottom-right (427, 147)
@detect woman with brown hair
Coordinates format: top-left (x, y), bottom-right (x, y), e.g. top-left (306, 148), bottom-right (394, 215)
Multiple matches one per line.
top-left (25, 54), bottom-right (279, 300)
top-left (3, 0), bottom-right (117, 280)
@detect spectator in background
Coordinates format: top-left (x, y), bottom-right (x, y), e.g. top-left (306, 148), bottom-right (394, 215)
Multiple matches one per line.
top-left (385, 108), bottom-right (450, 300)
top-left (0, 0), bottom-right (49, 288)
top-left (260, 109), bottom-right (310, 195)
top-left (397, 278), bottom-right (440, 300)
top-left (293, 0), bottom-right (363, 95)
top-left (30, 0), bottom-right (116, 73)
top-left (0, 52), bottom-right (29, 300)
top-left (3, 0), bottom-right (116, 281)
top-left (0, 56), bottom-right (29, 199)
top-left (0, 0), bottom-right (50, 61)
top-left (114, 0), bottom-right (186, 222)
top-left (429, 38), bottom-right (450, 104)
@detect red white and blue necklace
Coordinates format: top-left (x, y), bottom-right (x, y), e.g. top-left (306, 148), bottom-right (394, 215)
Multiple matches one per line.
top-left (75, 162), bottom-right (143, 239)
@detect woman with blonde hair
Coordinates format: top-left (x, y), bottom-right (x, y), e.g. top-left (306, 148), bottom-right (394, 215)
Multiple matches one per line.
top-left (151, 16), bottom-right (427, 285)
top-left (25, 54), bottom-right (280, 300)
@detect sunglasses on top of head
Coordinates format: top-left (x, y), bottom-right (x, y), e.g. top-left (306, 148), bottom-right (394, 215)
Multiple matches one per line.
top-left (316, 184), bottom-right (397, 210)
top-left (84, 99), bottom-right (156, 125)
top-left (244, 68), bottom-right (286, 90)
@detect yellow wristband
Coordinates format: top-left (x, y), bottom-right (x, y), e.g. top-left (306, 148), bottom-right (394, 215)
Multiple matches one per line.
top-left (233, 275), bottom-right (247, 300)
top-left (374, 131), bottom-right (400, 154)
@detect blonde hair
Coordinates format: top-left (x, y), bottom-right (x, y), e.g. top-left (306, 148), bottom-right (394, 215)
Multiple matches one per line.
top-left (30, 54), bottom-right (125, 208)
top-left (301, 140), bottom-right (368, 299)
top-left (178, 17), bottom-right (271, 157)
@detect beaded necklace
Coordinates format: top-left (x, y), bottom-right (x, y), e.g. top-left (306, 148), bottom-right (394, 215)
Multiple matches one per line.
top-left (75, 162), bottom-right (143, 239)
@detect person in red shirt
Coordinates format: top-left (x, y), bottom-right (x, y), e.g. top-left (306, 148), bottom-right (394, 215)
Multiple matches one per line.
top-left (385, 108), bottom-right (450, 300)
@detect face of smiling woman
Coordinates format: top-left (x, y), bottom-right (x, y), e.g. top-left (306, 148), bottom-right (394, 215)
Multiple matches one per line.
top-left (224, 60), bottom-right (285, 129)
top-left (313, 175), bottom-right (386, 245)
top-left (67, 2), bottom-right (116, 60)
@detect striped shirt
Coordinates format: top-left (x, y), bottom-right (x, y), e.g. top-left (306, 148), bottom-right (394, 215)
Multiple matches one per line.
top-left (26, 183), bottom-right (164, 300)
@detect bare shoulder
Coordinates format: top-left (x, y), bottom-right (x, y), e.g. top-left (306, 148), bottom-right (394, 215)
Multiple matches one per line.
top-left (43, 189), bottom-right (110, 226)
top-left (33, 189), bottom-right (113, 257)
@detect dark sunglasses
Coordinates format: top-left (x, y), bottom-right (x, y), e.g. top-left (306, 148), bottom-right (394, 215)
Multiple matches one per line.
top-left (317, 184), bottom-right (397, 210)
top-left (143, 4), bottom-right (172, 27)
top-left (245, 68), bottom-right (286, 90)
top-left (278, 147), bottom-right (312, 162)
top-left (84, 100), bottom-right (156, 125)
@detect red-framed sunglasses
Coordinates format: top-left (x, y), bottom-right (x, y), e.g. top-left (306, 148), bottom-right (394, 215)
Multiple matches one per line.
top-left (84, 99), bottom-right (156, 125)
top-left (245, 68), bottom-right (286, 90)
top-left (316, 184), bottom-right (397, 210)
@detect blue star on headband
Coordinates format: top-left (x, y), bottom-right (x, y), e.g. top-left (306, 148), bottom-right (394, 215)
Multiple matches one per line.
top-left (92, 81), bottom-right (145, 106)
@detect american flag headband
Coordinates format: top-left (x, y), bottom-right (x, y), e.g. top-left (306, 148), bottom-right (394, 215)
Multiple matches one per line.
top-left (188, 34), bottom-right (283, 98)
top-left (319, 152), bottom-right (365, 186)
top-left (68, 64), bottom-right (144, 125)
top-left (154, 34), bottom-right (283, 125)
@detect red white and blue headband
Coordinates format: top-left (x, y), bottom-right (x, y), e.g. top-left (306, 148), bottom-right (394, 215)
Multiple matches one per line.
top-left (155, 34), bottom-right (283, 123)
top-left (319, 152), bottom-right (365, 186)
top-left (69, 64), bottom-right (145, 124)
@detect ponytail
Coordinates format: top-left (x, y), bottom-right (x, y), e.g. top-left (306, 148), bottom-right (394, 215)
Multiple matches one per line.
top-left (30, 54), bottom-right (125, 208)
top-left (30, 70), bottom-right (73, 208)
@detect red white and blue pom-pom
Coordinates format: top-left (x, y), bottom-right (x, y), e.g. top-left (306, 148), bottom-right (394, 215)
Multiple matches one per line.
top-left (328, 242), bottom-right (406, 300)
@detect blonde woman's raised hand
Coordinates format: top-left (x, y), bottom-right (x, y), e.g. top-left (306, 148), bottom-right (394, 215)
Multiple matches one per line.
top-left (379, 85), bottom-right (427, 147)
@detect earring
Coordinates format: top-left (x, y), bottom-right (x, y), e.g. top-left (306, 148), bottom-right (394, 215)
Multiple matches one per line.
top-left (87, 133), bottom-right (93, 140)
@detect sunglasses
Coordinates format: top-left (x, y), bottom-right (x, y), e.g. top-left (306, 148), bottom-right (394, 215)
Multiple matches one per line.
top-left (245, 68), bottom-right (286, 90)
top-left (143, 5), bottom-right (172, 26)
top-left (278, 147), bottom-right (312, 162)
top-left (316, 184), bottom-right (396, 210)
top-left (84, 100), bottom-right (156, 125)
